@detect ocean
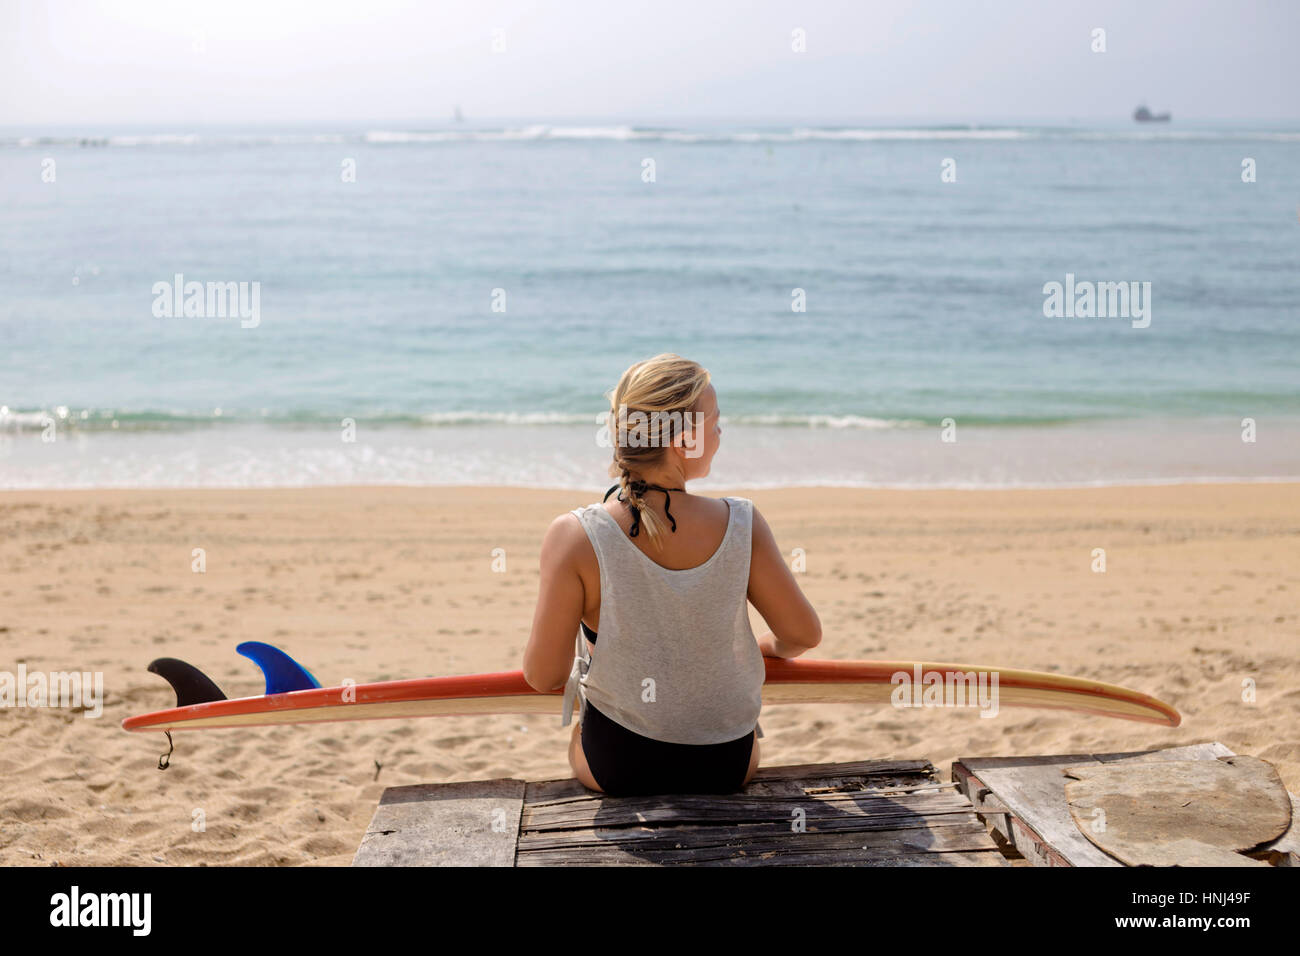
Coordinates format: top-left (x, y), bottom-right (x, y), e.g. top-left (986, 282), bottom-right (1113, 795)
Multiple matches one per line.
top-left (2, 123), bottom-right (1298, 489)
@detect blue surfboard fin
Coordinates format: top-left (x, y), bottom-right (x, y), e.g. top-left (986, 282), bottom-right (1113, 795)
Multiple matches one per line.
top-left (236, 641), bottom-right (322, 695)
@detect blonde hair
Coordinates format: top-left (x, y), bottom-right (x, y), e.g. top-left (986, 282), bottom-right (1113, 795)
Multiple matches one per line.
top-left (605, 353), bottom-right (711, 548)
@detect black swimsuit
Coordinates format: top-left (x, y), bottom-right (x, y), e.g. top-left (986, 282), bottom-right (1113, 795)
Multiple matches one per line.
top-left (578, 620), bottom-right (757, 796)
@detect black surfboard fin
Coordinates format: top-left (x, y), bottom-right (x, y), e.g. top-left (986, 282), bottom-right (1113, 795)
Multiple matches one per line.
top-left (147, 657), bottom-right (228, 707)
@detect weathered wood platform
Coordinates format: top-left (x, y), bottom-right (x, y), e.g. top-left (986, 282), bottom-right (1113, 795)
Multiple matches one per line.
top-left (952, 741), bottom-right (1300, 867)
top-left (353, 758), bottom-right (1009, 866)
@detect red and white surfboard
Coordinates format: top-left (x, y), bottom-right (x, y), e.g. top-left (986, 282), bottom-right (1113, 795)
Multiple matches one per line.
top-left (121, 643), bottom-right (1181, 732)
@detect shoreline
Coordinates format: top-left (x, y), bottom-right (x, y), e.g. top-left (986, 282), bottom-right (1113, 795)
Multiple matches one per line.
top-left (5, 477), bottom-right (1300, 495)
top-left (3, 417), bottom-right (1298, 491)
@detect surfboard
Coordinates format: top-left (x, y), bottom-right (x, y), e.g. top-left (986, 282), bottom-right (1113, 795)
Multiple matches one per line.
top-left (121, 641), bottom-right (1181, 732)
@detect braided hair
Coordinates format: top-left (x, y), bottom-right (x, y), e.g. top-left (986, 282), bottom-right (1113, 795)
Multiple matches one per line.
top-left (604, 354), bottom-right (711, 549)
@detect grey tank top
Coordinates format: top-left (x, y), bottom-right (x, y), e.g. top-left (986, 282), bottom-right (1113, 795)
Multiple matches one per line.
top-left (559, 495), bottom-right (766, 744)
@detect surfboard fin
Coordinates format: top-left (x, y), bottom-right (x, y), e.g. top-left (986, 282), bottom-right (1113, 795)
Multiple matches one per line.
top-left (148, 657), bottom-right (228, 708)
top-left (236, 641), bottom-right (322, 695)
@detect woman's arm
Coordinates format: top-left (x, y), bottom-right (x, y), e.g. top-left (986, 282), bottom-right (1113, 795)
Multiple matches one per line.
top-left (747, 505), bottom-right (822, 658)
top-left (521, 514), bottom-right (588, 692)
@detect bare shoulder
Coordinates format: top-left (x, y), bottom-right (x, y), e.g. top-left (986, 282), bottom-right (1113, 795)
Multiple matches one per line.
top-left (540, 510), bottom-right (595, 567)
top-left (747, 500), bottom-right (775, 541)
top-left (542, 510), bottom-right (586, 549)
top-left (691, 494), bottom-right (735, 530)
top-left (714, 495), bottom-right (740, 519)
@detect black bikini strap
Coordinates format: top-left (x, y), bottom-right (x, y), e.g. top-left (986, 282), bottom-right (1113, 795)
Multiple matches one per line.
top-left (603, 482), bottom-right (683, 538)
top-left (661, 487), bottom-right (677, 533)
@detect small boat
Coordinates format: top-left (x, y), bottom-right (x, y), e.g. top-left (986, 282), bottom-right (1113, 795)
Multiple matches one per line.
top-left (1133, 104), bottom-right (1171, 123)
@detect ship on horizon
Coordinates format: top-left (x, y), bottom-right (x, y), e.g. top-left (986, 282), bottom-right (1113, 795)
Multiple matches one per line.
top-left (1133, 104), bottom-right (1171, 123)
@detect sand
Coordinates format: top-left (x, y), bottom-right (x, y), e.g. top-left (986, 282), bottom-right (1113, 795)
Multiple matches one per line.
top-left (1, 482), bottom-right (1296, 866)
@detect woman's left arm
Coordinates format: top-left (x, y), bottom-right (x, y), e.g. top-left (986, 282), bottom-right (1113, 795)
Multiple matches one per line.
top-left (522, 513), bottom-right (587, 692)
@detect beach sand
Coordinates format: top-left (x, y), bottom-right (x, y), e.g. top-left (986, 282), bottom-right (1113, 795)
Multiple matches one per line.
top-left (1, 483), bottom-right (1296, 866)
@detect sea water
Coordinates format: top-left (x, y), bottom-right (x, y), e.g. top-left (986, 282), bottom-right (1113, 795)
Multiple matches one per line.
top-left (2, 123), bottom-right (1297, 489)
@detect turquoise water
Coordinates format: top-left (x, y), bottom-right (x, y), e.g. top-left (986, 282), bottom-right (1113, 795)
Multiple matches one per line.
top-left (2, 124), bottom-right (1298, 487)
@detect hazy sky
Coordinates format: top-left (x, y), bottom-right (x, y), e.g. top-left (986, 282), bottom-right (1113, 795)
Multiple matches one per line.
top-left (2, 0), bottom-right (1297, 126)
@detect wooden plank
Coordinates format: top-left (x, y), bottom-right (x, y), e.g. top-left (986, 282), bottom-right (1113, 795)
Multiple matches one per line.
top-left (514, 757), bottom-right (1005, 866)
top-left (517, 848), bottom-right (1006, 867)
top-left (953, 755), bottom-right (1104, 866)
top-left (521, 758), bottom-right (936, 805)
top-left (521, 790), bottom-right (973, 830)
top-left (1093, 742), bottom-right (1236, 763)
top-left (747, 758), bottom-right (934, 780)
top-left (353, 746), bottom-right (1293, 867)
top-left (810, 850), bottom-right (1006, 867)
top-left (352, 758), bottom-right (1007, 867)
top-left (952, 742), bottom-right (1243, 867)
top-left (519, 807), bottom-right (987, 851)
top-left (1256, 790), bottom-right (1300, 865)
top-left (516, 821), bottom-right (1005, 866)
top-left (521, 759), bottom-right (946, 832)
top-left (1064, 756), bottom-right (1290, 867)
top-left (352, 778), bottom-right (525, 867)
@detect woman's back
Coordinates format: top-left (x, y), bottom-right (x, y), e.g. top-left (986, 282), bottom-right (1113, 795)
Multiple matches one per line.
top-left (595, 493), bottom-right (731, 570)
top-left (561, 494), bottom-right (766, 745)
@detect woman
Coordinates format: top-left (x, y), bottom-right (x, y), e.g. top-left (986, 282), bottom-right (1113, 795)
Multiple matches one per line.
top-left (522, 354), bottom-right (822, 796)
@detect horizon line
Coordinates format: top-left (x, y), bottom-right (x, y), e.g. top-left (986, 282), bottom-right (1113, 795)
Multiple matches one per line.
top-left (4, 115), bottom-right (1300, 130)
